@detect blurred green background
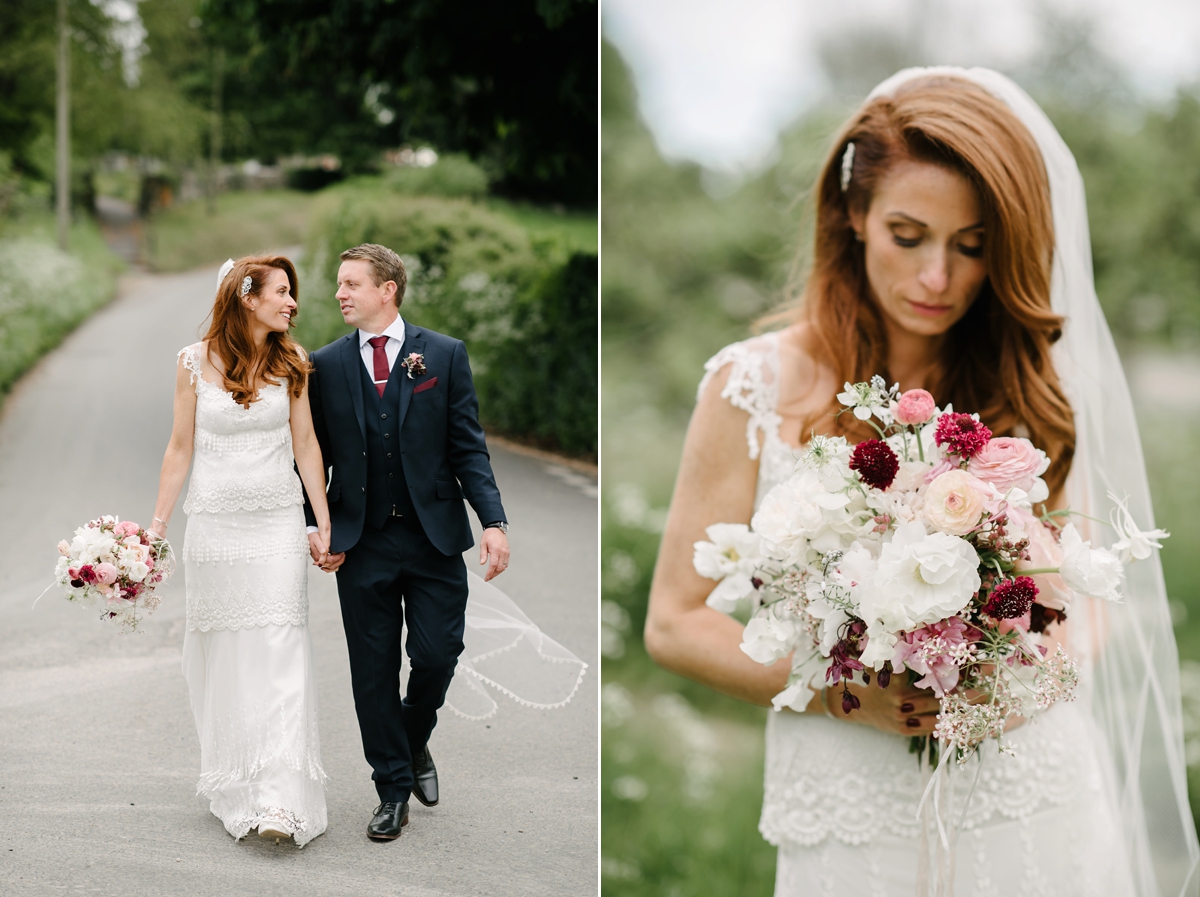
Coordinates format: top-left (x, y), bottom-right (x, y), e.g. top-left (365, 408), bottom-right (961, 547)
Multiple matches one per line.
top-left (601, 10), bottom-right (1200, 894)
top-left (0, 0), bottom-right (596, 459)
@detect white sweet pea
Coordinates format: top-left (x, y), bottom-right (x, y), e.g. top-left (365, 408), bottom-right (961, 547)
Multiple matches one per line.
top-left (770, 651), bottom-right (828, 712)
top-left (693, 523), bottom-right (762, 612)
top-left (693, 523), bottom-right (760, 580)
top-left (740, 611), bottom-right (798, 665)
top-left (1108, 492), bottom-right (1169, 564)
top-left (1058, 523), bottom-right (1123, 602)
top-left (858, 522), bottom-right (981, 634)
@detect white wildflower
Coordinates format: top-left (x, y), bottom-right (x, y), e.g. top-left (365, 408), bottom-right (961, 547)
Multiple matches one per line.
top-left (1058, 523), bottom-right (1123, 602)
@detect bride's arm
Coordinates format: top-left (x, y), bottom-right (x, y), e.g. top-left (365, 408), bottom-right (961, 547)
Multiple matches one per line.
top-left (644, 366), bottom-right (792, 706)
top-left (644, 365), bottom-right (949, 732)
top-left (290, 383), bottom-right (331, 560)
top-left (150, 355), bottom-right (198, 537)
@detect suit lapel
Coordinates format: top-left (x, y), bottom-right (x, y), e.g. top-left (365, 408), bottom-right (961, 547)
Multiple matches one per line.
top-left (339, 333), bottom-right (367, 443)
top-left (397, 321), bottom-right (425, 431)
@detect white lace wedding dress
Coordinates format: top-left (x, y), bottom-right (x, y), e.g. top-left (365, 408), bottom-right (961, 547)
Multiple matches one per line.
top-left (177, 344), bottom-right (326, 847)
top-left (702, 333), bottom-right (1136, 896)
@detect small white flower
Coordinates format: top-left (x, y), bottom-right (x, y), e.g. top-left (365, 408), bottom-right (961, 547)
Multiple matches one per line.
top-left (1108, 492), bottom-right (1169, 564)
top-left (740, 611), bottom-right (797, 665)
top-left (837, 379), bottom-right (894, 423)
top-left (1058, 523), bottom-right (1123, 602)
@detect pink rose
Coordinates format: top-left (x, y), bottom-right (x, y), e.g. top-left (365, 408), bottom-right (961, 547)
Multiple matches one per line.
top-left (94, 562), bottom-right (119, 585)
top-left (894, 389), bottom-right (937, 426)
top-left (114, 521), bottom-right (140, 537)
top-left (967, 437), bottom-right (1049, 494)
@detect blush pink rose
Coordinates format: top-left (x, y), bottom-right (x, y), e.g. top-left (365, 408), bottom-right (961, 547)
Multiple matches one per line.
top-left (894, 389), bottom-right (937, 426)
top-left (967, 437), bottom-right (1048, 493)
top-left (94, 562), bottom-right (119, 584)
top-left (924, 469), bottom-right (990, 535)
top-left (114, 521), bottom-right (140, 537)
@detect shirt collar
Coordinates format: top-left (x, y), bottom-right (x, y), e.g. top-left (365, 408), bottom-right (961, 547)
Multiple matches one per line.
top-left (358, 314), bottom-right (406, 348)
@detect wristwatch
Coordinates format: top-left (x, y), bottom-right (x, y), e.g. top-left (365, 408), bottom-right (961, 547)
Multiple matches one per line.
top-left (485, 521), bottom-right (509, 534)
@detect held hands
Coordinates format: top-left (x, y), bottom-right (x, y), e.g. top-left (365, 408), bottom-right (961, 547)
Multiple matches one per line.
top-left (307, 525), bottom-right (344, 573)
top-left (480, 527), bottom-right (510, 582)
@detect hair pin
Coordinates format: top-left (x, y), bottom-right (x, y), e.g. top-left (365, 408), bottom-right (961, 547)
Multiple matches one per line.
top-left (840, 142), bottom-right (856, 193)
top-left (240, 275), bottom-right (253, 298)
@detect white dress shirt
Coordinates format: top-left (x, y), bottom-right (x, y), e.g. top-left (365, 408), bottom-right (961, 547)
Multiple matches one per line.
top-left (307, 315), bottom-right (406, 536)
top-left (357, 314), bottom-right (406, 387)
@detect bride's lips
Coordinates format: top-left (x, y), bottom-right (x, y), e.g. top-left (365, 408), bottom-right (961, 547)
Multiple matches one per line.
top-left (907, 299), bottom-right (954, 318)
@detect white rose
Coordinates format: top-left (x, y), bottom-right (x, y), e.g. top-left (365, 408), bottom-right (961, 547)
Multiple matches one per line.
top-left (1058, 523), bottom-right (1123, 602)
top-left (740, 612), bottom-right (797, 665)
top-left (126, 561), bottom-right (150, 583)
top-left (859, 522), bottom-right (981, 633)
top-left (751, 470), bottom-right (851, 561)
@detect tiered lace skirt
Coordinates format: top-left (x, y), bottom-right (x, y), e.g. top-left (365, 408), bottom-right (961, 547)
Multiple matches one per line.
top-left (182, 504), bottom-right (327, 847)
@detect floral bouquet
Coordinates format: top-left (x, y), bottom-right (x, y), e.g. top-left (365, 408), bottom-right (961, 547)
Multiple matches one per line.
top-left (695, 376), bottom-right (1167, 764)
top-left (52, 516), bottom-right (175, 633)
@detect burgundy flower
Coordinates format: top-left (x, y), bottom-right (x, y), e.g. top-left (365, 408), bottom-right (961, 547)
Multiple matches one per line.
top-left (934, 413), bottom-right (993, 459)
top-left (78, 564), bottom-right (97, 584)
top-left (849, 439), bottom-right (899, 490)
top-left (841, 686), bottom-right (861, 715)
top-left (876, 663), bottom-right (892, 690)
top-left (983, 575), bottom-right (1039, 619)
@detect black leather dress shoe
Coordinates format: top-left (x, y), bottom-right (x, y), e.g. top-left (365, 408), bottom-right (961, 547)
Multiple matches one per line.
top-left (367, 801), bottom-right (409, 841)
top-left (412, 747), bottom-right (439, 807)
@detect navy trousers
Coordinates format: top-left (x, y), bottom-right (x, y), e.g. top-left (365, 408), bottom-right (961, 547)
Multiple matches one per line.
top-left (335, 515), bottom-right (469, 803)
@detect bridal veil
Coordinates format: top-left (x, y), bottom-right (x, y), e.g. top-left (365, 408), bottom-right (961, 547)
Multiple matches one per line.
top-left (869, 67), bottom-right (1200, 897)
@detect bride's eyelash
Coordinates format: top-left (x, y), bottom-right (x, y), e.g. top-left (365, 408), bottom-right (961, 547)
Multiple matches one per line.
top-left (958, 244), bottom-right (984, 258)
top-left (893, 236), bottom-right (920, 248)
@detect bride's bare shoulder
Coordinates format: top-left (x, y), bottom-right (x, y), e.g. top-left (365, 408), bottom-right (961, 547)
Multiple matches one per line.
top-left (775, 322), bottom-right (838, 413)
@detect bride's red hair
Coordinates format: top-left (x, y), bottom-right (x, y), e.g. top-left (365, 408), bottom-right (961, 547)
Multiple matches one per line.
top-left (787, 75), bottom-right (1075, 496)
top-left (203, 255), bottom-right (311, 407)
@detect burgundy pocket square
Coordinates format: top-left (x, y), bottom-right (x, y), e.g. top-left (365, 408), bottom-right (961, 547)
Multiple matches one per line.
top-left (413, 377), bottom-right (438, 394)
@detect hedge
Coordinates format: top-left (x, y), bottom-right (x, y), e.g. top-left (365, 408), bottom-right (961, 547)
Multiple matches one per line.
top-left (293, 190), bottom-right (596, 457)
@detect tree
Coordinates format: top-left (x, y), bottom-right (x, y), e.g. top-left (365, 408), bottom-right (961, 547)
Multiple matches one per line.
top-left (199, 0), bottom-right (596, 205)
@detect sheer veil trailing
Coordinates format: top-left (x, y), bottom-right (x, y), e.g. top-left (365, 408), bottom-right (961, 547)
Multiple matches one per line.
top-left (870, 68), bottom-right (1200, 897)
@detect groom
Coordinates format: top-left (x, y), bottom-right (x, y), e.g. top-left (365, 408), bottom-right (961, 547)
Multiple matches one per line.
top-left (302, 242), bottom-right (509, 842)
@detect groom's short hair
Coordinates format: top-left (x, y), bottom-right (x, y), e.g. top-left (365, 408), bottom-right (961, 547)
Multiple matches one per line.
top-left (340, 243), bottom-right (408, 305)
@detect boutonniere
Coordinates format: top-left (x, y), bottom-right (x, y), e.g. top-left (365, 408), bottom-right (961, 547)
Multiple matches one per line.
top-left (400, 352), bottom-right (427, 379)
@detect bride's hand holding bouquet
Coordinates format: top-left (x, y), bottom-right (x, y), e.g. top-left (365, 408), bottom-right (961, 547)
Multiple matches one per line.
top-left (694, 377), bottom-right (1167, 763)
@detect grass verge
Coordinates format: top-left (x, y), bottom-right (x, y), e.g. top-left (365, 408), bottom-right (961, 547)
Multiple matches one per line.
top-left (143, 190), bottom-right (319, 272)
top-left (0, 212), bottom-right (124, 406)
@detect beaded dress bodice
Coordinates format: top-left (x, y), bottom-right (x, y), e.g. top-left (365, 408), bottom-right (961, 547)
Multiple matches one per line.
top-left (700, 333), bottom-right (1104, 849)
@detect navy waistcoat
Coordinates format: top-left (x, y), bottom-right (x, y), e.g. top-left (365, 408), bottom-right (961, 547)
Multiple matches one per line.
top-left (360, 360), bottom-right (416, 528)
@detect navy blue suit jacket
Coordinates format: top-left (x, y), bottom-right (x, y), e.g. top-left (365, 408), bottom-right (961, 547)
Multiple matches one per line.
top-left (303, 320), bottom-right (506, 556)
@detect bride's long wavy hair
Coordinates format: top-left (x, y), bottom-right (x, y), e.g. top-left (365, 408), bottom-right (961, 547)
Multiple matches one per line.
top-left (790, 75), bottom-right (1075, 496)
top-left (203, 254), bottom-right (310, 407)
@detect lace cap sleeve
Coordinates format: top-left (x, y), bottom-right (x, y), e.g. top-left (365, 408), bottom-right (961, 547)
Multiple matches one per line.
top-left (696, 333), bottom-right (782, 460)
top-left (178, 343), bottom-right (203, 387)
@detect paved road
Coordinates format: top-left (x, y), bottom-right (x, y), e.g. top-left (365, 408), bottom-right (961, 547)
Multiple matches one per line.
top-left (0, 264), bottom-right (597, 896)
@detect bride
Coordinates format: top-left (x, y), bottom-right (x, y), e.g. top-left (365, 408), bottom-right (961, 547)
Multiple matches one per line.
top-left (150, 254), bottom-right (330, 846)
top-left (644, 68), bottom-right (1199, 894)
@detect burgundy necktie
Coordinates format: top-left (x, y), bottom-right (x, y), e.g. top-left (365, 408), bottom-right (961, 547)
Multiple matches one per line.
top-left (368, 336), bottom-right (389, 396)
